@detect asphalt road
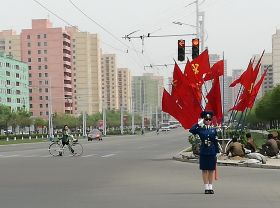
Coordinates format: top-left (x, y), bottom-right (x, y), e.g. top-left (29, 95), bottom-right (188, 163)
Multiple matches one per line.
top-left (0, 128), bottom-right (280, 208)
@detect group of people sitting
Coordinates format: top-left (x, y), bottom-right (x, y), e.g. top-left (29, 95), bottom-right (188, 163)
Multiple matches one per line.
top-left (225, 132), bottom-right (280, 163)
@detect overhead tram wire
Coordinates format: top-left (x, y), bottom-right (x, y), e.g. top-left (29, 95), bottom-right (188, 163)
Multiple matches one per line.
top-left (68, 0), bottom-right (130, 49)
top-left (32, 0), bottom-right (128, 54)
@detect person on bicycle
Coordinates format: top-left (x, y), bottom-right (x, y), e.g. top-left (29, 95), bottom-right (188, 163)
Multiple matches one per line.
top-left (59, 125), bottom-right (75, 156)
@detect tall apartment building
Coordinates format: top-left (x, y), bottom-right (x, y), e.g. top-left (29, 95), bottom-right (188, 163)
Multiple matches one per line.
top-left (272, 30), bottom-right (280, 86)
top-left (21, 19), bottom-right (74, 118)
top-left (0, 30), bottom-right (21, 61)
top-left (261, 53), bottom-right (273, 95)
top-left (101, 54), bottom-right (118, 110)
top-left (0, 53), bottom-right (29, 111)
top-left (132, 73), bottom-right (164, 115)
top-left (231, 69), bottom-right (242, 106)
top-left (117, 68), bottom-right (131, 112)
top-left (66, 27), bottom-right (102, 114)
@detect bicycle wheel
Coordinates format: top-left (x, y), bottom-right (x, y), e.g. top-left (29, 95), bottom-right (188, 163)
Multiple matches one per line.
top-left (49, 142), bottom-right (62, 156)
top-left (71, 142), bottom-right (83, 156)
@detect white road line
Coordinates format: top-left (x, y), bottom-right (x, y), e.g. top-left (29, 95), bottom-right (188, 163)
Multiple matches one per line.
top-left (22, 155), bottom-right (38, 158)
top-left (1, 155), bottom-right (20, 158)
top-left (40, 155), bottom-right (52, 157)
top-left (101, 154), bottom-right (115, 158)
top-left (82, 154), bottom-right (96, 158)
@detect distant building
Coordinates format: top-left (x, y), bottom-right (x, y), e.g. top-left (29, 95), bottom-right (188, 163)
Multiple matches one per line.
top-left (0, 53), bottom-right (29, 111)
top-left (132, 73), bottom-right (164, 115)
top-left (231, 69), bottom-right (242, 105)
top-left (21, 19), bottom-right (74, 118)
top-left (272, 30), bottom-right (280, 86)
top-left (66, 26), bottom-right (102, 114)
top-left (117, 68), bottom-right (132, 112)
top-left (0, 30), bottom-right (21, 61)
top-left (101, 54), bottom-right (119, 110)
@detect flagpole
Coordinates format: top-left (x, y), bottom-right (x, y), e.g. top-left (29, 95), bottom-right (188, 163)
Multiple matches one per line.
top-left (221, 51), bottom-right (226, 152)
top-left (228, 86), bottom-right (243, 126)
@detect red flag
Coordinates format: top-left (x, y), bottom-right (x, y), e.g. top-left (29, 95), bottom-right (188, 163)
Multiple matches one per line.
top-left (229, 60), bottom-right (253, 88)
top-left (248, 68), bottom-right (268, 108)
top-left (204, 60), bottom-right (224, 81)
top-left (184, 49), bottom-right (211, 84)
top-left (162, 89), bottom-right (194, 129)
top-left (205, 77), bottom-right (223, 123)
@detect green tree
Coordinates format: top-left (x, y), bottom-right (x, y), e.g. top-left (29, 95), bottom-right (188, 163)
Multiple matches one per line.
top-left (34, 117), bottom-right (48, 133)
top-left (0, 104), bottom-right (12, 132)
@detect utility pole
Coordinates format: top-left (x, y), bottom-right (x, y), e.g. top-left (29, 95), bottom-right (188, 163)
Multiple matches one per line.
top-left (82, 112), bottom-right (87, 137)
top-left (131, 100), bottom-right (135, 134)
top-left (196, 0), bottom-right (199, 39)
top-left (48, 79), bottom-right (53, 139)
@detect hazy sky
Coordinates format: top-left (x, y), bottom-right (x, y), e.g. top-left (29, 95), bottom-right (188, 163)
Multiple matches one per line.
top-left (1, 0), bottom-right (280, 82)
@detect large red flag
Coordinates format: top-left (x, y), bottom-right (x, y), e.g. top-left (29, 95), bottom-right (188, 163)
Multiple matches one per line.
top-left (204, 60), bottom-right (224, 81)
top-left (162, 89), bottom-right (194, 129)
top-left (248, 68), bottom-right (268, 108)
top-left (184, 49), bottom-right (211, 84)
top-left (229, 60), bottom-right (253, 88)
top-left (205, 77), bottom-right (223, 123)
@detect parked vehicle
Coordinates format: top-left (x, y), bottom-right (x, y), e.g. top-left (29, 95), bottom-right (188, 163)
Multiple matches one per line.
top-left (87, 129), bottom-right (102, 141)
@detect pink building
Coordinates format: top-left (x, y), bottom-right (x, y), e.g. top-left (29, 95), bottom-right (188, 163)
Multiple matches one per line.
top-left (21, 19), bottom-right (75, 118)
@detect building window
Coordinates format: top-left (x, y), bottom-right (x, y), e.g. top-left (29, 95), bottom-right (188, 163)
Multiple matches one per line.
top-left (6, 80), bottom-right (11, 85)
top-left (29, 73), bottom-right (32, 78)
top-left (16, 90), bottom-right (20, 95)
top-left (7, 89), bottom-right (11, 94)
top-left (45, 73), bottom-right (48, 77)
top-left (30, 104), bottom-right (33, 108)
top-left (44, 42), bottom-right (47, 46)
top-left (37, 34), bottom-right (41, 39)
top-left (16, 73), bottom-right (20, 78)
top-left (7, 98), bottom-right (12, 102)
top-left (44, 34), bottom-right (47, 38)
top-left (40, 112), bottom-right (43, 116)
top-left (44, 50), bottom-right (47, 54)
top-left (28, 50), bottom-right (31, 55)
top-left (38, 66), bottom-right (42, 70)
top-left (28, 66), bottom-right (32, 70)
top-left (6, 71), bottom-right (10, 76)
top-left (39, 73), bottom-right (42, 77)
top-left (16, 82), bottom-right (20, 86)
top-left (28, 58), bottom-right (31, 62)
top-left (40, 104), bottom-right (43, 108)
top-left (29, 89), bottom-right (32, 93)
top-left (38, 42), bottom-right (41, 46)
top-left (29, 96), bottom-right (32, 101)
top-left (17, 98), bottom-right (21, 103)
top-left (27, 35), bottom-right (30, 39)
top-left (38, 58), bottom-right (41, 62)
top-left (39, 96), bottom-right (43, 100)
top-left (45, 88), bottom-right (48, 93)
top-left (38, 50), bottom-right (41, 54)
top-left (44, 65), bottom-right (48, 69)
top-left (44, 57), bottom-right (47, 62)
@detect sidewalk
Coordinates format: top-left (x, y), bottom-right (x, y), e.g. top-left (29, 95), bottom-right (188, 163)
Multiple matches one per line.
top-left (173, 151), bottom-right (280, 170)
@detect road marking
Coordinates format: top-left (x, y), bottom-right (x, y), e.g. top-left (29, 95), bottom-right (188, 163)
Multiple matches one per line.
top-left (101, 154), bottom-right (115, 158)
top-left (1, 155), bottom-right (20, 158)
top-left (82, 154), bottom-right (96, 158)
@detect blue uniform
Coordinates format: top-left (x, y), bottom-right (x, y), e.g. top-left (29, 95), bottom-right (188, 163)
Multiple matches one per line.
top-left (189, 123), bottom-right (219, 170)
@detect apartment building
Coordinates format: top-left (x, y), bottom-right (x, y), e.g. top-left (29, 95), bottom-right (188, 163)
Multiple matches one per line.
top-left (101, 54), bottom-right (118, 110)
top-left (117, 68), bottom-right (131, 112)
top-left (0, 53), bottom-right (29, 111)
top-left (66, 26), bottom-right (102, 114)
top-left (21, 19), bottom-right (74, 118)
top-left (0, 30), bottom-right (21, 61)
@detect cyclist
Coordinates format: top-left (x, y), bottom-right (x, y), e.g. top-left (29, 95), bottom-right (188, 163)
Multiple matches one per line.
top-left (59, 125), bottom-right (75, 156)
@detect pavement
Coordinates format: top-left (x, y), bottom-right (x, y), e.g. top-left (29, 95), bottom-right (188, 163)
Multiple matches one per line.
top-left (173, 149), bottom-right (280, 169)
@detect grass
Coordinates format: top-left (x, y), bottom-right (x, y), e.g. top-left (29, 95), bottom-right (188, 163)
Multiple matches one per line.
top-left (250, 132), bottom-right (266, 149)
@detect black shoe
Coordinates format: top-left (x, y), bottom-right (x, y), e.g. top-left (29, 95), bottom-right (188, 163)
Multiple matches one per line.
top-left (204, 190), bottom-right (210, 194)
top-left (209, 190), bottom-right (214, 194)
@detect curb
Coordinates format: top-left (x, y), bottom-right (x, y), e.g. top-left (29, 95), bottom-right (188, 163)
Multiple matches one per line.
top-left (173, 155), bottom-right (280, 170)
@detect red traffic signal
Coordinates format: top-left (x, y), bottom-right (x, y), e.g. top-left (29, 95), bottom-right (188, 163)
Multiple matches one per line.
top-left (192, 38), bottom-right (199, 59)
top-left (178, 39), bottom-right (185, 62)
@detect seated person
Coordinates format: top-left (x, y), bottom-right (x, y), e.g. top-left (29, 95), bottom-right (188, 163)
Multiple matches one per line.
top-left (244, 133), bottom-right (257, 153)
top-left (226, 136), bottom-right (245, 157)
top-left (272, 131), bottom-right (280, 150)
top-left (260, 133), bottom-right (279, 157)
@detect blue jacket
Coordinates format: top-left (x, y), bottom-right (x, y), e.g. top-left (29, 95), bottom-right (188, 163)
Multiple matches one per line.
top-left (189, 124), bottom-right (219, 155)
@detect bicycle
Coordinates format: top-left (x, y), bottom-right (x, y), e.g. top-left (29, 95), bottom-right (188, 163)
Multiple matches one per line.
top-left (48, 136), bottom-right (83, 156)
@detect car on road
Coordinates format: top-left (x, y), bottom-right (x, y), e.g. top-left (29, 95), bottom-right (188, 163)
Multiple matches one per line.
top-left (87, 129), bottom-right (102, 141)
top-left (160, 126), bottom-right (171, 131)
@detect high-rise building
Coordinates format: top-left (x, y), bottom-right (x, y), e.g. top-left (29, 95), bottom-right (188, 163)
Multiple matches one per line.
top-left (261, 53), bottom-right (273, 95)
top-left (0, 30), bottom-right (21, 61)
top-left (101, 54), bottom-right (118, 110)
top-left (117, 68), bottom-right (131, 112)
top-left (272, 30), bottom-right (280, 86)
top-left (21, 19), bottom-right (74, 118)
top-left (66, 27), bottom-right (102, 114)
top-left (231, 69), bottom-right (242, 106)
top-left (132, 73), bottom-right (164, 115)
top-left (0, 53), bottom-right (29, 111)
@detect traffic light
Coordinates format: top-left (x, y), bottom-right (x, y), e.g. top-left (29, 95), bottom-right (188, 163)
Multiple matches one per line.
top-left (178, 39), bottom-right (185, 62)
top-left (192, 38), bottom-right (199, 59)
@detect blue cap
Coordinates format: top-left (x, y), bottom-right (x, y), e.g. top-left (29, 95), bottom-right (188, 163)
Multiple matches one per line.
top-left (200, 111), bottom-right (214, 119)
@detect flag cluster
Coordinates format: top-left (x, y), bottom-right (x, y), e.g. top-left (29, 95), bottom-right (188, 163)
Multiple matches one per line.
top-left (229, 51), bottom-right (267, 112)
top-left (162, 49), bottom-right (224, 129)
